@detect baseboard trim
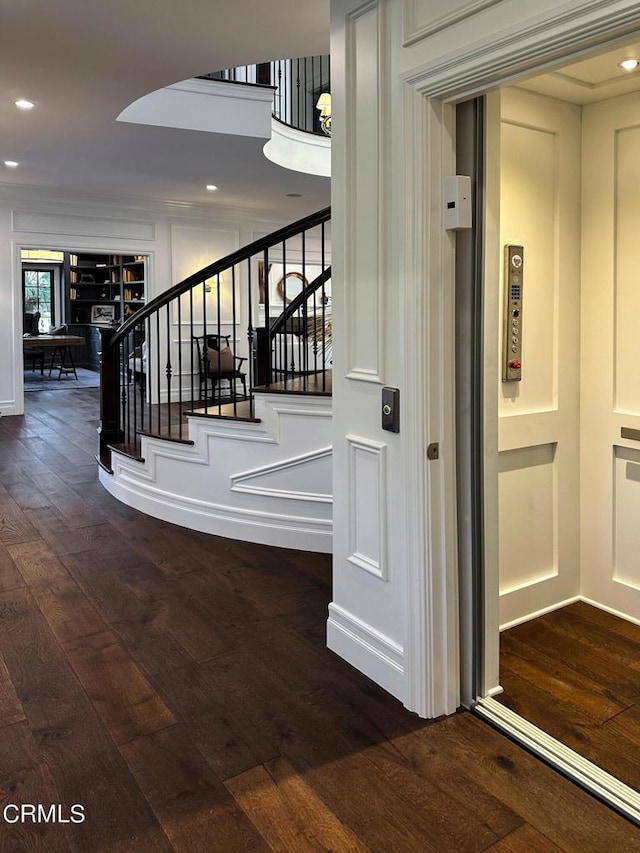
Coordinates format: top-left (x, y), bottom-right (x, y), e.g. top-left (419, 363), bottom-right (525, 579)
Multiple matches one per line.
top-left (499, 595), bottom-right (580, 632)
top-left (474, 697), bottom-right (640, 826)
top-left (579, 596), bottom-right (640, 629)
top-left (327, 603), bottom-right (404, 701)
top-left (99, 466), bottom-right (332, 553)
top-left (0, 401), bottom-right (17, 417)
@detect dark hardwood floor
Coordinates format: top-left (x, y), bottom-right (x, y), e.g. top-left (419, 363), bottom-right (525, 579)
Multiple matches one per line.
top-left (498, 601), bottom-right (640, 794)
top-left (0, 389), bottom-right (639, 851)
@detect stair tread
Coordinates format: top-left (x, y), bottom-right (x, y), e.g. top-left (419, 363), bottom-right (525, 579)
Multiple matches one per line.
top-left (186, 400), bottom-right (260, 422)
top-left (254, 373), bottom-right (332, 395)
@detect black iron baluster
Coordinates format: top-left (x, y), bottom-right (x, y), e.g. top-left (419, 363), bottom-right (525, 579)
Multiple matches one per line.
top-left (121, 337), bottom-right (128, 446)
top-left (189, 288), bottom-right (195, 411)
top-left (302, 229), bottom-right (308, 387)
top-left (296, 58), bottom-right (301, 130)
top-left (321, 220), bottom-right (327, 391)
top-left (155, 311), bottom-right (161, 435)
top-left (247, 258), bottom-right (254, 418)
top-left (177, 294), bottom-right (183, 439)
top-left (131, 319), bottom-right (138, 450)
top-left (304, 56), bottom-right (316, 131)
top-left (202, 273), bottom-right (207, 414)
top-left (231, 264), bottom-right (237, 416)
top-left (165, 304), bottom-right (172, 436)
top-left (216, 271), bottom-right (222, 416)
top-left (263, 247), bottom-right (271, 388)
top-left (144, 317), bottom-right (150, 438)
top-left (282, 240), bottom-right (288, 388)
top-left (312, 264), bottom-right (319, 378)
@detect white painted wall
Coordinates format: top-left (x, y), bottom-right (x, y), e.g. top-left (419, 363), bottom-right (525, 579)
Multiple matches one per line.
top-left (581, 91), bottom-right (640, 623)
top-left (0, 191), bottom-right (288, 417)
top-left (496, 87), bottom-right (582, 629)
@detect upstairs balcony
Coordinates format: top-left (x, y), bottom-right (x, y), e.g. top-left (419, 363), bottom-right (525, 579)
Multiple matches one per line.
top-left (118, 56), bottom-right (331, 177)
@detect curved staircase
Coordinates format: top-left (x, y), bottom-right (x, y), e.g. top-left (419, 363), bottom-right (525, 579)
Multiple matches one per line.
top-left (97, 209), bottom-right (333, 552)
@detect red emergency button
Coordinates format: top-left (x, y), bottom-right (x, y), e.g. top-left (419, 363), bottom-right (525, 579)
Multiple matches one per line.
top-left (509, 360), bottom-right (521, 370)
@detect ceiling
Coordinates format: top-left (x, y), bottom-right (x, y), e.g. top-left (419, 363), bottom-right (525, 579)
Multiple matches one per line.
top-left (516, 38), bottom-right (640, 104)
top-left (0, 0), bottom-right (330, 218)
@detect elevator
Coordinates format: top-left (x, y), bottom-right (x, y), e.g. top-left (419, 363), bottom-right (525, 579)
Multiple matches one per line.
top-left (474, 43), bottom-right (640, 804)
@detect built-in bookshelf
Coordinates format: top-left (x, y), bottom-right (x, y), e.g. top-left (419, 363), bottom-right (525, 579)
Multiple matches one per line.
top-left (66, 252), bottom-right (146, 326)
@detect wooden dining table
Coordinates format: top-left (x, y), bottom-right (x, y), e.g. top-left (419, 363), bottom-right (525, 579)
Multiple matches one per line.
top-left (23, 334), bottom-right (85, 350)
top-left (23, 334), bottom-right (86, 380)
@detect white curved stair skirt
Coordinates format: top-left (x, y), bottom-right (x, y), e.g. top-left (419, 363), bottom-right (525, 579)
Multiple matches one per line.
top-left (264, 118), bottom-right (331, 178)
top-left (99, 391), bottom-right (333, 553)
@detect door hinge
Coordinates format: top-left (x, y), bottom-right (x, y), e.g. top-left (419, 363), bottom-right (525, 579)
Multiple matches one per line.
top-left (427, 442), bottom-right (439, 461)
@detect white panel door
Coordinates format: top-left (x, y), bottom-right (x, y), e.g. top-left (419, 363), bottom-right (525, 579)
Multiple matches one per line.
top-left (581, 93), bottom-right (640, 621)
top-left (497, 88), bottom-right (582, 627)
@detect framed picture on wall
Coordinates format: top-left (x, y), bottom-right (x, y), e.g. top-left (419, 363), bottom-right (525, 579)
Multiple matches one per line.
top-left (91, 304), bottom-right (116, 325)
top-left (258, 262), bottom-right (329, 316)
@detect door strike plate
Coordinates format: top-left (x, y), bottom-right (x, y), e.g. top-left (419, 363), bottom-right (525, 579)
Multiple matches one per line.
top-left (427, 442), bottom-right (439, 460)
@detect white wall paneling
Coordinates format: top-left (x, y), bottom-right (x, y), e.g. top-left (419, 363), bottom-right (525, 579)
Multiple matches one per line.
top-left (615, 124), bottom-right (640, 415)
top-left (581, 92), bottom-right (640, 622)
top-left (346, 435), bottom-right (388, 579)
top-left (231, 447), bottom-right (332, 502)
top-left (613, 445), bottom-right (640, 590)
top-left (496, 88), bottom-right (581, 629)
top-left (12, 211), bottom-right (155, 241)
top-left (499, 116), bottom-right (557, 416)
top-left (345, 0), bottom-right (386, 383)
top-left (170, 224), bottom-right (241, 326)
top-left (331, 0), bottom-right (421, 713)
top-left (498, 443), bottom-right (558, 595)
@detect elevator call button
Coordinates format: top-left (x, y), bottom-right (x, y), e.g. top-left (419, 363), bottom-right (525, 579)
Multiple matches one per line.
top-left (502, 245), bottom-right (524, 382)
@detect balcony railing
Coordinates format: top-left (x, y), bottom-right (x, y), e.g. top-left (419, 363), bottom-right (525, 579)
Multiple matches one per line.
top-left (98, 208), bottom-right (331, 459)
top-left (200, 55), bottom-right (331, 137)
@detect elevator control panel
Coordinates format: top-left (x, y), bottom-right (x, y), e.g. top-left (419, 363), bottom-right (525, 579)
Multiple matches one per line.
top-left (502, 245), bottom-right (524, 382)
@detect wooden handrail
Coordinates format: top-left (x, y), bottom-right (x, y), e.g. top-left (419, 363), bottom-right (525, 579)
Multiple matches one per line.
top-left (109, 206), bottom-right (330, 350)
top-left (268, 267), bottom-right (332, 339)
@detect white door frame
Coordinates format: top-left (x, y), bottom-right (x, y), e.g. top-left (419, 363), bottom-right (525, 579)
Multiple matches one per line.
top-left (402, 1), bottom-right (640, 714)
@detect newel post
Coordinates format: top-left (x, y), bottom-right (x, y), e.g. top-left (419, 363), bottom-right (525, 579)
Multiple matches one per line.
top-left (98, 327), bottom-right (124, 458)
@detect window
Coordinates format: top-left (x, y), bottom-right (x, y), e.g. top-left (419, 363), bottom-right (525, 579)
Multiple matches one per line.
top-left (23, 267), bottom-right (54, 332)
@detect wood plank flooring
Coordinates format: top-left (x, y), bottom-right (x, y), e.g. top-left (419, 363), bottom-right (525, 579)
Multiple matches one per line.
top-left (497, 601), bottom-right (640, 793)
top-left (0, 389), bottom-right (639, 851)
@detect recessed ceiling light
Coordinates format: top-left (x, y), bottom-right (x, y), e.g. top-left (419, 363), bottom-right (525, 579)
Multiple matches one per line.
top-left (618, 59), bottom-right (639, 71)
top-left (205, 184), bottom-right (218, 191)
top-left (14, 99), bottom-right (35, 110)
top-left (4, 160), bottom-right (19, 168)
